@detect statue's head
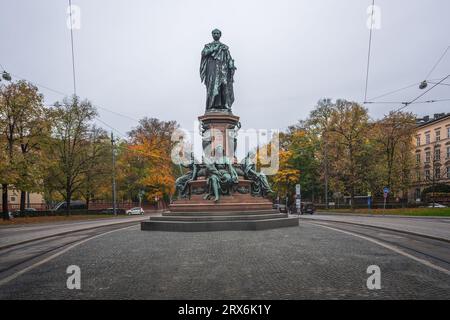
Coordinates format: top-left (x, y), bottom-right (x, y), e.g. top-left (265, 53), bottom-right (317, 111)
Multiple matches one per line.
top-left (211, 29), bottom-right (222, 41)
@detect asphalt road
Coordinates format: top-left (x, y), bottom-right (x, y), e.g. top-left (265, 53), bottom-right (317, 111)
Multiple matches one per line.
top-left (0, 214), bottom-right (151, 248)
top-left (0, 217), bottom-right (449, 299)
top-left (300, 214), bottom-right (450, 241)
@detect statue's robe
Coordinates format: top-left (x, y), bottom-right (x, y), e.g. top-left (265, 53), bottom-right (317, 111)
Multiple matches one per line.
top-left (200, 41), bottom-right (236, 111)
top-left (241, 157), bottom-right (273, 196)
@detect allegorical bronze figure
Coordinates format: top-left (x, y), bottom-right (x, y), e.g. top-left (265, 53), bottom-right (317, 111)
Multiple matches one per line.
top-left (241, 152), bottom-right (274, 196)
top-left (203, 145), bottom-right (239, 202)
top-left (200, 29), bottom-right (236, 112)
top-left (175, 153), bottom-right (198, 198)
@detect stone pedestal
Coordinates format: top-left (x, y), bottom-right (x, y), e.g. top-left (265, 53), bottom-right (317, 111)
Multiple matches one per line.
top-left (198, 112), bottom-right (240, 161)
top-left (140, 111), bottom-right (297, 232)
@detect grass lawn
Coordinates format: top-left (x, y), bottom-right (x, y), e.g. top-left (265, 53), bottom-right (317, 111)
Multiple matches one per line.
top-left (321, 207), bottom-right (450, 217)
top-left (0, 214), bottom-right (125, 226)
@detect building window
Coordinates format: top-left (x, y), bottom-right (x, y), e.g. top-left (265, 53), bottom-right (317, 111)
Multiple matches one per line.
top-left (425, 151), bottom-right (431, 162)
top-left (435, 167), bottom-right (441, 179)
top-left (425, 169), bottom-right (430, 180)
top-left (416, 153), bottom-right (420, 164)
top-left (426, 133), bottom-right (430, 144)
top-left (415, 188), bottom-right (421, 200)
top-left (436, 130), bottom-right (441, 141)
top-left (416, 170), bottom-right (420, 181)
top-left (10, 196), bottom-right (16, 202)
top-left (416, 136), bottom-right (421, 147)
top-left (447, 166), bottom-right (450, 179)
top-left (434, 148), bottom-right (440, 161)
top-left (448, 127), bottom-right (450, 139)
top-left (447, 146), bottom-right (450, 159)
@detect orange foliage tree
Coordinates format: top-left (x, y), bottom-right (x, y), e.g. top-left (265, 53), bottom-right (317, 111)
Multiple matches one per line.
top-left (117, 118), bottom-right (178, 204)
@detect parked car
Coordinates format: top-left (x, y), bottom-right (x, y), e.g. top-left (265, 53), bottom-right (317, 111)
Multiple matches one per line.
top-left (12, 208), bottom-right (37, 217)
top-left (52, 200), bottom-right (87, 212)
top-left (278, 204), bottom-right (288, 213)
top-left (427, 203), bottom-right (448, 208)
top-left (126, 207), bottom-right (144, 215)
top-left (300, 202), bottom-right (315, 215)
top-left (101, 208), bottom-right (126, 215)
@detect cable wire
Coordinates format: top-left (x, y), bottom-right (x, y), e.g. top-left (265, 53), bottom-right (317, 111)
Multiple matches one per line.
top-left (68, 0), bottom-right (77, 96)
top-left (367, 82), bottom-right (420, 102)
top-left (364, 0), bottom-right (376, 103)
top-left (394, 74), bottom-right (450, 112)
top-left (425, 45), bottom-right (450, 80)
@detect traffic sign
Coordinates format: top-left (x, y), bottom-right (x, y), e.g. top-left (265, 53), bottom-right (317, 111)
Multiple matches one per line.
top-left (296, 184), bottom-right (301, 195)
top-left (383, 187), bottom-right (389, 194)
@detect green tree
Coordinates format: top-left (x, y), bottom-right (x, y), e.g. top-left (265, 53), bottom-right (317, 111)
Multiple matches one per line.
top-left (79, 126), bottom-right (111, 209)
top-left (0, 80), bottom-right (45, 219)
top-left (44, 96), bottom-right (97, 214)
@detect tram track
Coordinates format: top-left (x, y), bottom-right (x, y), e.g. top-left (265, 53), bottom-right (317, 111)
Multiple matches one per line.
top-left (0, 221), bottom-right (141, 286)
top-left (304, 219), bottom-right (450, 275)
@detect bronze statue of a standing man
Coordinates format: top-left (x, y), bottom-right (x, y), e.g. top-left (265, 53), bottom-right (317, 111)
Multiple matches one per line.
top-left (200, 29), bottom-right (236, 112)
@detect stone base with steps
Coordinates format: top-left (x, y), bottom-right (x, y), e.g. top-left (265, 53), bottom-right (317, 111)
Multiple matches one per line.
top-left (140, 210), bottom-right (299, 232)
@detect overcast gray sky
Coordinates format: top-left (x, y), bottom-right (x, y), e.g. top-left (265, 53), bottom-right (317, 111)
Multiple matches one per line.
top-left (1, 0), bottom-right (449, 136)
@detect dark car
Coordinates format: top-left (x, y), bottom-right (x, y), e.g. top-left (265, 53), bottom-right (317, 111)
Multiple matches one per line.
top-left (12, 208), bottom-right (38, 217)
top-left (300, 202), bottom-right (315, 215)
top-left (100, 208), bottom-right (126, 215)
top-left (278, 204), bottom-right (288, 213)
top-left (52, 200), bottom-right (87, 212)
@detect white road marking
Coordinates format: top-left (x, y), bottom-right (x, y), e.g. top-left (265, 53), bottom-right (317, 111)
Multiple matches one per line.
top-left (306, 222), bottom-right (450, 276)
top-left (0, 224), bottom-right (138, 287)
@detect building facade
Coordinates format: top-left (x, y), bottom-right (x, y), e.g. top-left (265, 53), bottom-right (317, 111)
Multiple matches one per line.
top-left (410, 113), bottom-right (450, 201)
top-left (0, 188), bottom-right (45, 210)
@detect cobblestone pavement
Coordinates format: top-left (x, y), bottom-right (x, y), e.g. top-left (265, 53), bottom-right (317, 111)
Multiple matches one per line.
top-left (1, 223), bottom-right (449, 299)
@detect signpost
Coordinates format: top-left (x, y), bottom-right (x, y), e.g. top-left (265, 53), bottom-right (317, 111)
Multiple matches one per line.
top-left (383, 187), bottom-right (389, 211)
top-left (295, 184), bottom-right (301, 214)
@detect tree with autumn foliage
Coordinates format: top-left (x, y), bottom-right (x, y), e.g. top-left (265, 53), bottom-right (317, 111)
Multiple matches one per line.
top-left (325, 100), bottom-right (373, 208)
top-left (116, 118), bottom-right (178, 204)
top-left (0, 80), bottom-right (48, 219)
top-left (372, 111), bottom-right (416, 200)
top-left (271, 148), bottom-right (301, 202)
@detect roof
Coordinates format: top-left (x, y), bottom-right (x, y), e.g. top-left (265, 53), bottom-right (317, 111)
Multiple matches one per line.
top-left (416, 113), bottom-right (450, 128)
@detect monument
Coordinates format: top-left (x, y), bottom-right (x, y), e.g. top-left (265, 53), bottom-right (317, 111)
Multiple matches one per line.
top-left (141, 29), bottom-right (299, 231)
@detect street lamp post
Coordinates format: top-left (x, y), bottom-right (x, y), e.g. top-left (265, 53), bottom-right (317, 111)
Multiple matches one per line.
top-left (111, 132), bottom-right (117, 215)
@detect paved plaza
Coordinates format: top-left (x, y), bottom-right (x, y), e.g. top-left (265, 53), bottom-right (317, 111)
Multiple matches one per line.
top-left (1, 222), bottom-right (449, 299)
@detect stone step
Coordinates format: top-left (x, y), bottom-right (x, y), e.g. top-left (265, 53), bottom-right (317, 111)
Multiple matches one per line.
top-left (151, 213), bottom-right (287, 222)
top-left (141, 216), bottom-right (299, 232)
top-left (169, 202), bottom-right (274, 212)
top-left (174, 197), bottom-right (271, 204)
top-left (163, 209), bottom-right (278, 216)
